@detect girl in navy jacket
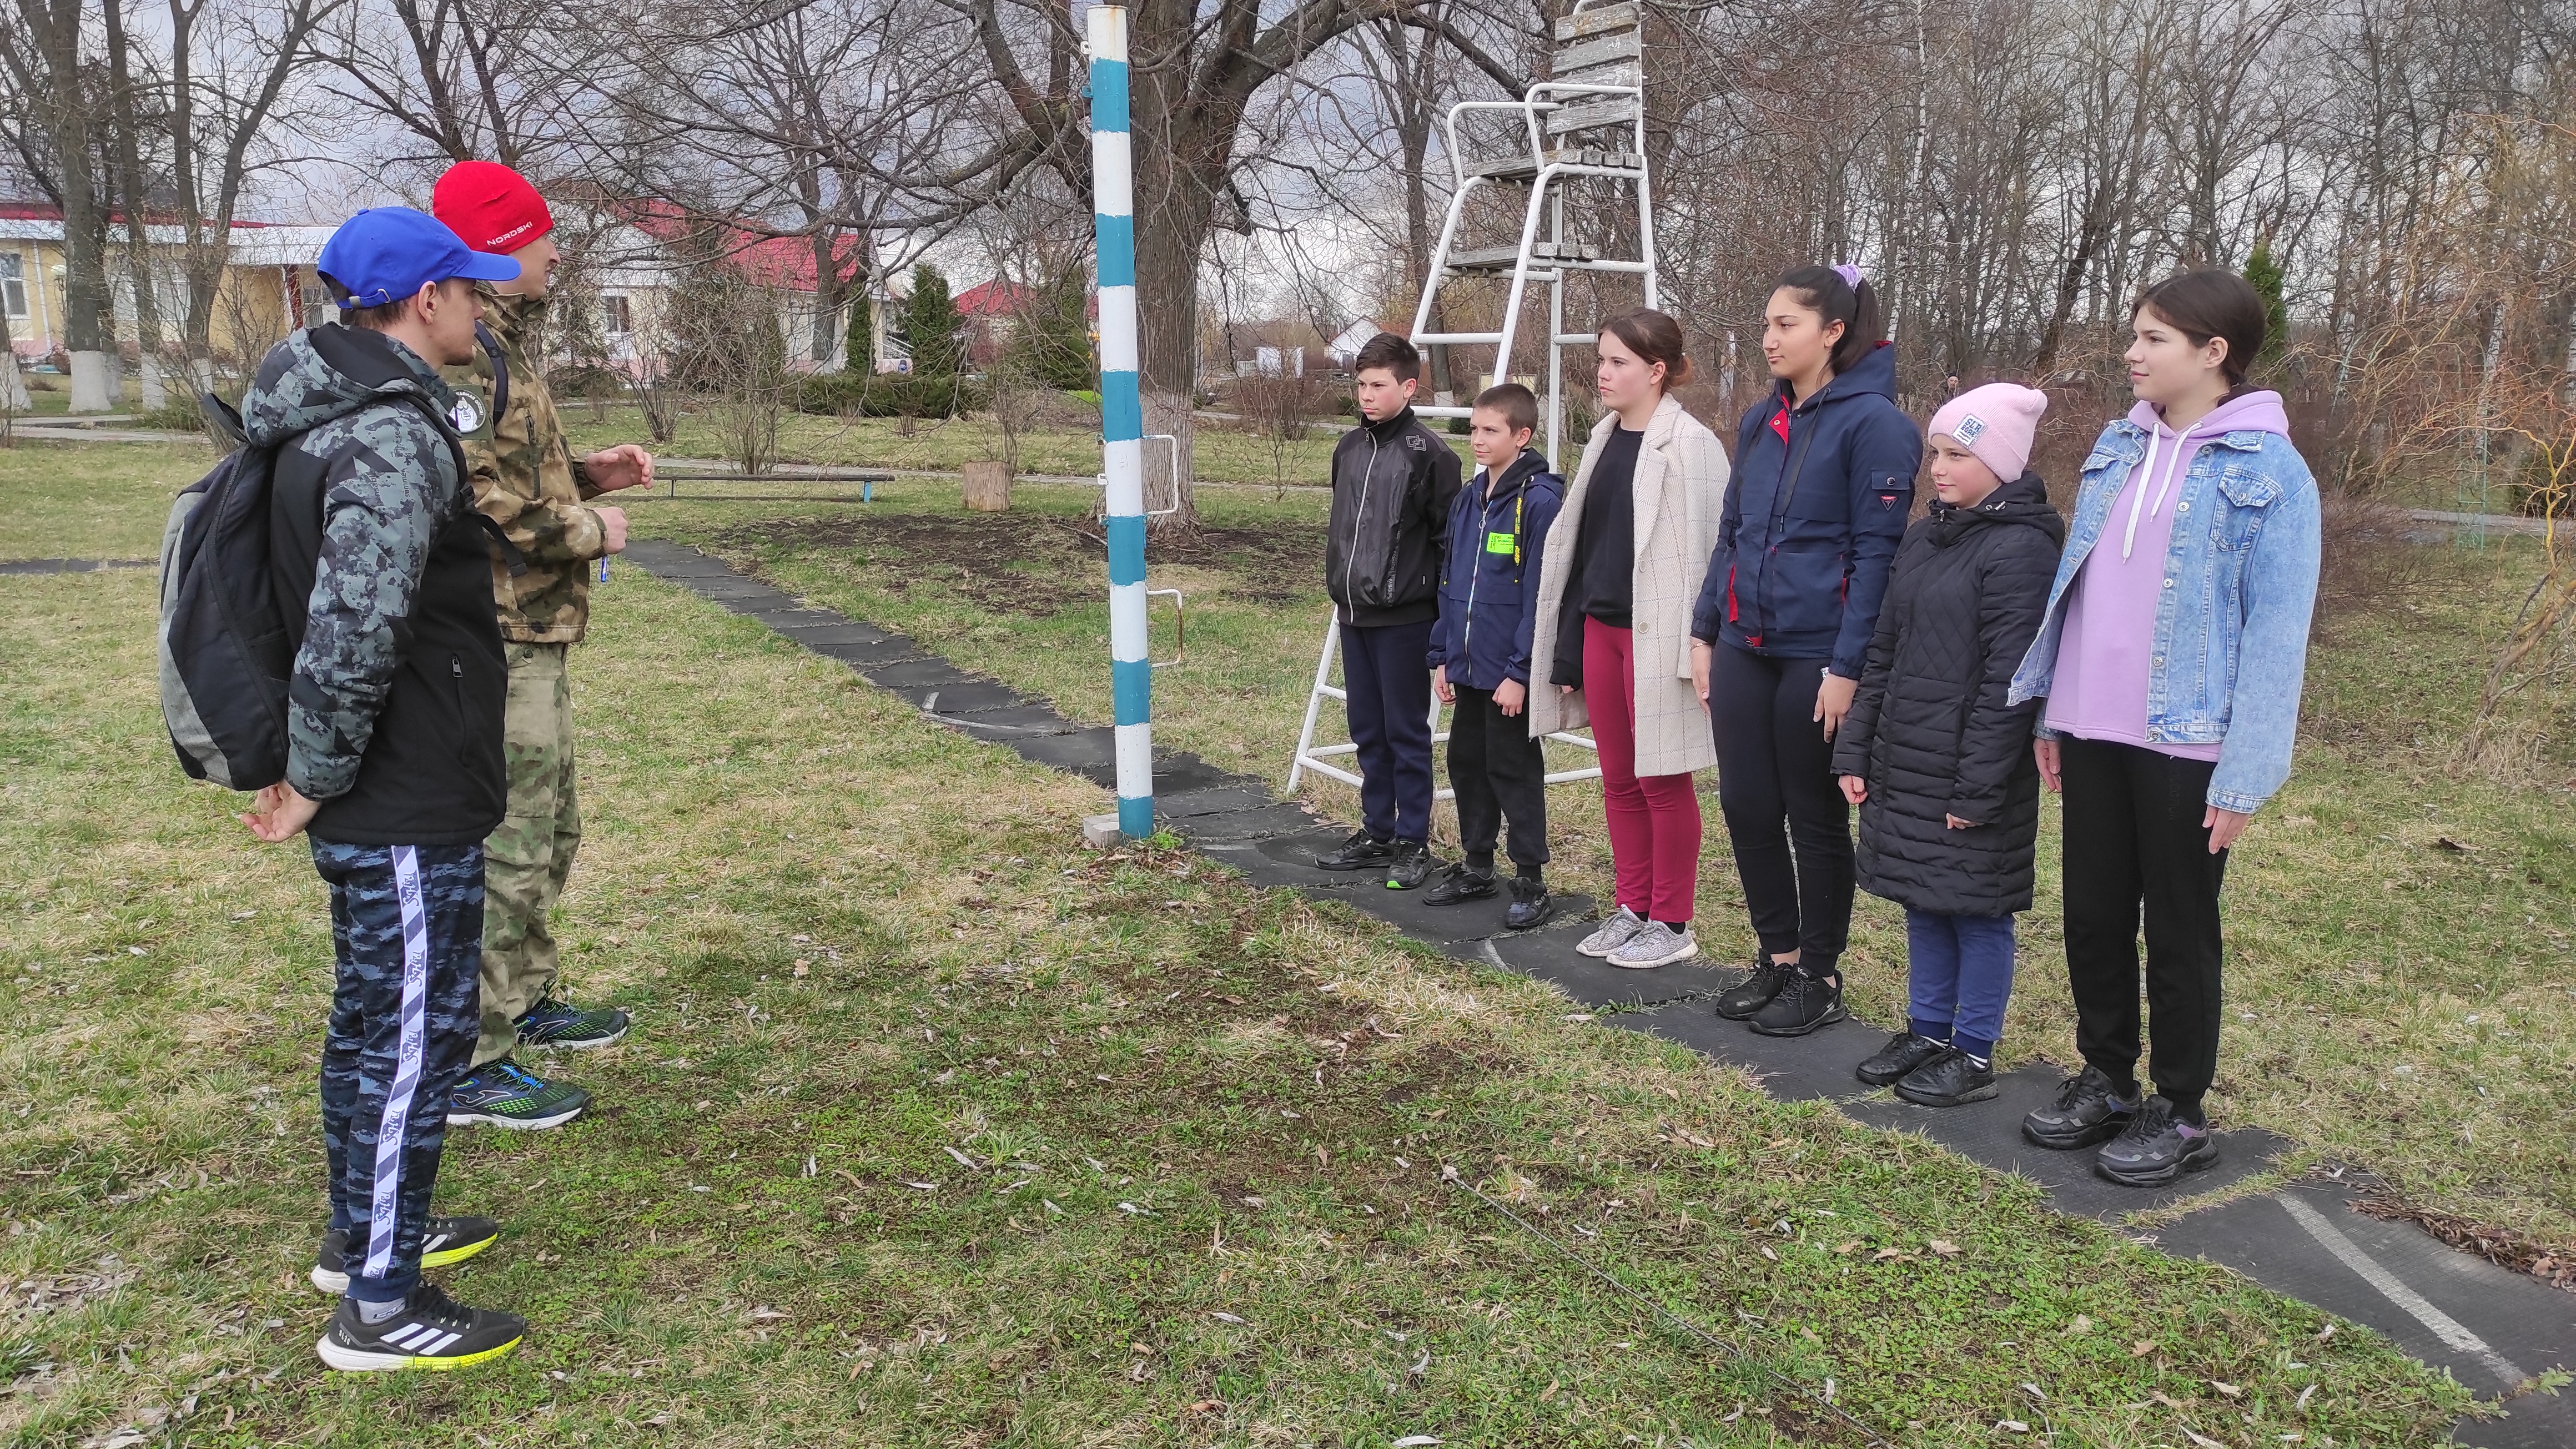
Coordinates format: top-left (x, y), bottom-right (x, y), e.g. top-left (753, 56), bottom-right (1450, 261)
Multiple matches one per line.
top-left (1689, 264), bottom-right (1923, 1038)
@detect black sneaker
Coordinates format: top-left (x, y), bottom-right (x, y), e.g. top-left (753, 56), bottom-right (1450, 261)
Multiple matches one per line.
top-left (1893, 1048), bottom-right (1999, 1108)
top-left (516, 992), bottom-right (630, 1050)
top-left (2094, 1095), bottom-right (2218, 1186)
top-left (1384, 841), bottom-right (1436, 890)
top-left (1314, 830), bottom-right (1396, 871)
top-left (311, 1215), bottom-right (501, 1295)
top-left (1504, 875), bottom-right (1554, 930)
top-left (316, 1282), bottom-right (526, 1372)
top-left (1713, 960), bottom-right (1792, 1020)
top-left (446, 1060), bottom-right (589, 1131)
top-left (1855, 1031), bottom-right (1948, 1088)
top-left (1748, 970), bottom-right (1846, 1037)
top-left (2021, 1065), bottom-right (2140, 1150)
top-left (1423, 863), bottom-right (1497, 907)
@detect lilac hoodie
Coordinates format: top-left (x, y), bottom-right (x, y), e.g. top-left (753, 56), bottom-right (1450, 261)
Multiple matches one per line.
top-left (2043, 391), bottom-right (2293, 758)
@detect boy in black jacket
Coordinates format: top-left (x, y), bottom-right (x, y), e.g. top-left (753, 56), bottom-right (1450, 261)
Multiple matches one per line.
top-left (1316, 333), bottom-right (1461, 888)
top-left (1830, 384), bottom-right (2063, 1108)
top-left (237, 208), bottom-right (528, 1370)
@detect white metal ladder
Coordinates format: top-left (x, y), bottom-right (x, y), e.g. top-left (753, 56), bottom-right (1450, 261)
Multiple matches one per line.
top-left (1407, 0), bottom-right (1657, 471)
top-left (1285, 613), bottom-right (1601, 802)
top-left (1286, 3), bottom-right (1652, 809)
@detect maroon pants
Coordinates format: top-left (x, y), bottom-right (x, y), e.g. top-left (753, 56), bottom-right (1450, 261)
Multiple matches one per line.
top-left (1583, 616), bottom-right (1702, 923)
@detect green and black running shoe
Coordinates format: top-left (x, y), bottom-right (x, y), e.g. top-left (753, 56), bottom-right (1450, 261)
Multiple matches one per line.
top-left (446, 1060), bottom-right (589, 1131)
top-left (316, 1283), bottom-right (525, 1372)
top-left (311, 1214), bottom-right (501, 1295)
top-left (516, 992), bottom-right (630, 1050)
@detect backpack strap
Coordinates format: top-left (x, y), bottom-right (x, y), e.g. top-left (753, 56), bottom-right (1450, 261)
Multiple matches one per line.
top-left (475, 321), bottom-right (510, 419)
top-left (388, 388), bottom-right (526, 578)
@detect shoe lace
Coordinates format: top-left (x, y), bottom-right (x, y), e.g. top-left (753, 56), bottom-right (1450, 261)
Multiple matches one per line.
top-left (2052, 1070), bottom-right (2102, 1110)
top-left (404, 1282), bottom-right (474, 1332)
top-left (494, 1062), bottom-right (544, 1091)
top-left (2113, 1097), bottom-right (2174, 1144)
top-left (1769, 972), bottom-right (1813, 1010)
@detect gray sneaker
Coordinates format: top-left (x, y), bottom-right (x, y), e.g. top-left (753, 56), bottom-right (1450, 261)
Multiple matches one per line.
top-left (1608, 921), bottom-right (1698, 970)
top-left (1576, 907), bottom-right (1646, 958)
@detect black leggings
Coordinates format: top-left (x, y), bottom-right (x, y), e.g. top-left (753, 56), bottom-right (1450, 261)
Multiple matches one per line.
top-left (1710, 642), bottom-right (1854, 971)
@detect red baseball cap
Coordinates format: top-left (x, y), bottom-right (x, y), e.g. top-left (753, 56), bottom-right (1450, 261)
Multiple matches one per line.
top-left (431, 160), bottom-right (554, 255)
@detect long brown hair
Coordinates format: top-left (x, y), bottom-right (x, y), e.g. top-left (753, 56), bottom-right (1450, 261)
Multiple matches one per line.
top-left (1599, 308), bottom-right (1694, 389)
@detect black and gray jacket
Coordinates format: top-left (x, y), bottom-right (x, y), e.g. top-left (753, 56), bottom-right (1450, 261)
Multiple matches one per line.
top-left (1830, 471), bottom-right (2066, 917)
top-left (1325, 407), bottom-right (1462, 628)
top-left (245, 324), bottom-right (507, 847)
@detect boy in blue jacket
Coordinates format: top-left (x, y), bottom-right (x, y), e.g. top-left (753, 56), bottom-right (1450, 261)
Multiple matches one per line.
top-left (1427, 383), bottom-right (1563, 929)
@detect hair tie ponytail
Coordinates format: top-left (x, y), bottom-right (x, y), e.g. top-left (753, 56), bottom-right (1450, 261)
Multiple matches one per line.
top-left (1831, 263), bottom-right (1862, 291)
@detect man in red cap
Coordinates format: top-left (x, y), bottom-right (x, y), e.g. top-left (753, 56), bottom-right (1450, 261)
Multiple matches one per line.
top-left (431, 159), bottom-right (653, 1131)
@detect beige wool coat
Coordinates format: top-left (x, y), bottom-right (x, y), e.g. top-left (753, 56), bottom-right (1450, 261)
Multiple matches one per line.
top-left (1526, 392), bottom-right (1732, 777)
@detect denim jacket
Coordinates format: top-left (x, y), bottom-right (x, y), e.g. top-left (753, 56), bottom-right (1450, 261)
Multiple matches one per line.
top-left (2008, 414), bottom-right (2321, 814)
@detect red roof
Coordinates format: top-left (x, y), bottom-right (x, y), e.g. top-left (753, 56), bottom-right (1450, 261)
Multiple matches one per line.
top-left (955, 279), bottom-right (1035, 316)
top-left (619, 200), bottom-right (864, 293)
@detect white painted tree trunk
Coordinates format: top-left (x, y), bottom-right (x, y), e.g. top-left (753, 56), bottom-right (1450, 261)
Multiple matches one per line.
top-left (68, 351), bottom-right (115, 412)
top-left (0, 352), bottom-right (28, 411)
top-left (138, 355), bottom-right (167, 411)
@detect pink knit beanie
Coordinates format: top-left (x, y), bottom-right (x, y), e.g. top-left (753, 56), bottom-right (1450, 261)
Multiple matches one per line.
top-left (1928, 383), bottom-right (2047, 484)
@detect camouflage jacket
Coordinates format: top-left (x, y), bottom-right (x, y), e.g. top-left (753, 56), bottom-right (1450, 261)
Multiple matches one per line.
top-left (442, 288), bottom-right (606, 643)
top-left (240, 325), bottom-right (488, 808)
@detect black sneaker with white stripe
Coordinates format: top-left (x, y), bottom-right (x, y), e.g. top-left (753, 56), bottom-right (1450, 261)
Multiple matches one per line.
top-left (310, 1214), bottom-right (501, 1295)
top-left (317, 1283), bottom-right (525, 1371)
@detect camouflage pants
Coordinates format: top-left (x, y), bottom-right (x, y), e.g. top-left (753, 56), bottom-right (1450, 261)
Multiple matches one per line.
top-left (474, 642), bottom-right (582, 1066)
top-left (311, 839), bottom-right (483, 1303)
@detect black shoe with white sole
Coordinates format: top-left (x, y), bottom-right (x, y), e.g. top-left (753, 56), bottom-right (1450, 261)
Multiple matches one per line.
top-left (1712, 961), bottom-right (1792, 1020)
top-left (2093, 1095), bottom-right (2219, 1187)
top-left (1892, 1048), bottom-right (1999, 1108)
top-left (311, 1215), bottom-right (501, 1295)
top-left (317, 1283), bottom-right (525, 1372)
top-left (1747, 970), bottom-right (1847, 1037)
top-left (1855, 1030), bottom-right (1948, 1088)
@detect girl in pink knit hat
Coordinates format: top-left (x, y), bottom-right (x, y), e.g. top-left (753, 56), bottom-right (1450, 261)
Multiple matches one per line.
top-left (1829, 383), bottom-right (2065, 1107)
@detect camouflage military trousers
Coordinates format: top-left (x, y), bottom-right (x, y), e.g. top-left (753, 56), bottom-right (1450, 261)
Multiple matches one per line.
top-left (475, 642), bottom-right (582, 1066)
top-left (311, 839), bottom-right (483, 1304)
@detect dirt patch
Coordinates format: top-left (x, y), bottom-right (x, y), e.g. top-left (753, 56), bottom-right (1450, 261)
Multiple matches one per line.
top-left (714, 512), bottom-right (1324, 615)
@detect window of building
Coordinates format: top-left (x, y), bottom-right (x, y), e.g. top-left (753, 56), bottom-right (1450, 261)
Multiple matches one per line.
top-left (601, 293), bottom-right (631, 336)
top-left (1, 253), bottom-right (25, 319)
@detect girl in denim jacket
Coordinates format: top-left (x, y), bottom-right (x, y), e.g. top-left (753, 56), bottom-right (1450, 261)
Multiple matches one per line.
top-left (2006, 269), bottom-right (2321, 1188)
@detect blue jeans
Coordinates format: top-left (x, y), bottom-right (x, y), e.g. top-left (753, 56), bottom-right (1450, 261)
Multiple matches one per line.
top-left (1905, 909), bottom-right (2016, 1062)
top-left (313, 840), bottom-right (485, 1304)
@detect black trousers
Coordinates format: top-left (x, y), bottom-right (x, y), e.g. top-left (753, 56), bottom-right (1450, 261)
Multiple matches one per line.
top-left (1446, 683), bottom-right (1549, 873)
top-left (1710, 642), bottom-right (1854, 968)
top-left (2058, 737), bottom-right (2229, 1118)
top-left (1340, 619), bottom-right (1437, 843)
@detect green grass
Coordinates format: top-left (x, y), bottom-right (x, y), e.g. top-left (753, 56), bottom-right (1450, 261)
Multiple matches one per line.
top-left (0, 438), bottom-right (219, 560)
top-left (0, 534), bottom-right (2477, 1444)
top-left (628, 482), bottom-right (2576, 1266)
top-left (556, 399), bottom-right (1461, 487)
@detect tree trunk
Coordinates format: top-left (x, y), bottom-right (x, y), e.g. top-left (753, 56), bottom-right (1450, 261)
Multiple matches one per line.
top-left (104, 0), bottom-right (168, 410)
top-left (1128, 21), bottom-right (1212, 537)
top-left (13, 0), bottom-right (113, 409)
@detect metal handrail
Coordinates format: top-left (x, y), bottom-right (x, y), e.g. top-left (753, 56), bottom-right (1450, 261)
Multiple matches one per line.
top-left (1147, 587), bottom-right (1185, 667)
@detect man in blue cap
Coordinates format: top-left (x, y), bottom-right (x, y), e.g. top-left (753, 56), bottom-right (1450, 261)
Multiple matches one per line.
top-left (234, 206), bottom-right (532, 1370)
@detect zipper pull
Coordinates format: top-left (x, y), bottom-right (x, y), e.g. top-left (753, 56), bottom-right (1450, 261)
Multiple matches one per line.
top-left (451, 657), bottom-right (464, 678)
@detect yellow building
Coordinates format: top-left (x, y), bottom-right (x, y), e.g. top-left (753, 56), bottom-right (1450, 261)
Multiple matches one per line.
top-left (1, 202), bottom-right (339, 372)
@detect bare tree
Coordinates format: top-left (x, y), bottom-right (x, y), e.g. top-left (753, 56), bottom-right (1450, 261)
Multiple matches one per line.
top-left (2, 0), bottom-right (115, 410)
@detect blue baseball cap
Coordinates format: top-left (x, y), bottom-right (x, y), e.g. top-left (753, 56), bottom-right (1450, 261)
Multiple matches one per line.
top-left (316, 206), bottom-right (520, 309)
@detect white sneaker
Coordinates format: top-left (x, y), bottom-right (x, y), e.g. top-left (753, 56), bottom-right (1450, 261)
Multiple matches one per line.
top-left (1608, 921), bottom-right (1698, 970)
top-left (1577, 906), bottom-right (1646, 958)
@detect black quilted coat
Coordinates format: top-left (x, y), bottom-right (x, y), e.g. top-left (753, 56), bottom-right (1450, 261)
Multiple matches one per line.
top-left (1830, 471), bottom-right (2066, 917)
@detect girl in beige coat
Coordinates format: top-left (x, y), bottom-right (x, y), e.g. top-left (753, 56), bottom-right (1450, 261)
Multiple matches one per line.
top-left (1528, 310), bottom-right (1732, 969)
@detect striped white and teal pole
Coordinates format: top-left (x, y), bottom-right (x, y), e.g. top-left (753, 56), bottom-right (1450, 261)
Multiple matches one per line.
top-left (1090, 4), bottom-right (1153, 840)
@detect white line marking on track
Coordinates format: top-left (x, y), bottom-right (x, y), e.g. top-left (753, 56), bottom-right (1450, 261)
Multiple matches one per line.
top-left (2276, 1192), bottom-right (2528, 1387)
